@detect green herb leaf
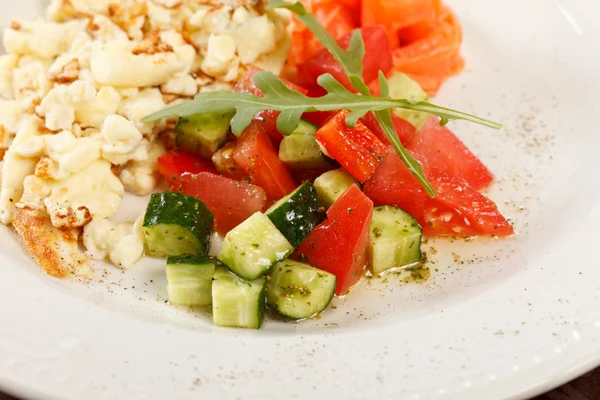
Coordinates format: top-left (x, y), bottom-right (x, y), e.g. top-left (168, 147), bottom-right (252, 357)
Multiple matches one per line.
top-left (269, 1), bottom-right (438, 194)
top-left (373, 71), bottom-right (435, 195)
top-left (142, 72), bottom-right (500, 136)
top-left (142, 1), bottom-right (502, 199)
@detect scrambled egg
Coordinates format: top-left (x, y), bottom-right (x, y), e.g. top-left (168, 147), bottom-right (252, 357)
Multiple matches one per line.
top-left (0, 0), bottom-right (291, 276)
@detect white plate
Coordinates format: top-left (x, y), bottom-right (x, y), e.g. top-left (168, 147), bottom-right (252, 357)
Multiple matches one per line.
top-left (1, 0), bottom-right (599, 399)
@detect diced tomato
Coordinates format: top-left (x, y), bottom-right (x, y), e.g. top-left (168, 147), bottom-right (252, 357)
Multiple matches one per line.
top-left (361, 111), bottom-right (418, 147)
top-left (234, 67), bottom-right (309, 146)
top-left (157, 149), bottom-right (217, 181)
top-left (407, 117), bottom-right (494, 190)
top-left (338, 0), bottom-right (361, 11)
top-left (315, 111), bottom-right (388, 183)
top-left (302, 111), bottom-right (336, 127)
top-left (364, 149), bottom-right (513, 237)
top-left (294, 185), bottom-right (373, 295)
top-left (169, 172), bottom-right (267, 235)
top-left (422, 171), bottom-right (514, 237)
top-left (233, 122), bottom-right (298, 201)
top-left (252, 110), bottom-right (285, 146)
top-left (211, 142), bottom-right (249, 181)
top-left (363, 149), bottom-right (430, 219)
top-left (298, 26), bottom-right (393, 91)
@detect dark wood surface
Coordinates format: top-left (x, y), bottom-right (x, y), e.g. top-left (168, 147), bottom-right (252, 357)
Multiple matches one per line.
top-left (1, 369), bottom-right (599, 400)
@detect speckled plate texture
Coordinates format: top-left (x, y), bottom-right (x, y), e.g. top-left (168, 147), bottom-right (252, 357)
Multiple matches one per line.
top-left (1, 0), bottom-right (599, 399)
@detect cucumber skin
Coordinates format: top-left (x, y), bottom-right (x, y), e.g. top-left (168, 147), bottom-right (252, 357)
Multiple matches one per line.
top-left (143, 192), bottom-right (214, 256)
top-left (266, 182), bottom-right (326, 248)
top-left (266, 260), bottom-right (336, 321)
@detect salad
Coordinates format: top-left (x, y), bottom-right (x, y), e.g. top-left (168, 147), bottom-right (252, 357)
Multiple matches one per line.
top-left (0, 0), bottom-right (513, 330)
top-left (142, 1), bottom-right (512, 329)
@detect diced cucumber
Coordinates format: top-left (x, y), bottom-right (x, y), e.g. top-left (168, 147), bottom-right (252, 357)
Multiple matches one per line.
top-left (289, 119), bottom-right (318, 136)
top-left (143, 192), bottom-right (213, 257)
top-left (387, 72), bottom-right (430, 129)
top-left (175, 111), bottom-right (234, 158)
top-left (166, 254), bottom-right (215, 307)
top-left (369, 205), bottom-right (422, 275)
top-left (217, 212), bottom-right (293, 280)
top-left (266, 260), bottom-right (336, 320)
top-left (279, 135), bottom-right (330, 169)
top-left (313, 169), bottom-right (360, 208)
top-left (212, 266), bottom-right (266, 329)
top-left (266, 182), bottom-right (326, 247)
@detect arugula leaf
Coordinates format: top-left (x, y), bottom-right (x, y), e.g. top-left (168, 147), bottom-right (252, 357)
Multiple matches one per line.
top-left (142, 0), bottom-right (502, 198)
top-left (269, 0), bottom-right (439, 195)
top-left (142, 72), bottom-right (500, 136)
top-left (375, 73), bottom-right (435, 195)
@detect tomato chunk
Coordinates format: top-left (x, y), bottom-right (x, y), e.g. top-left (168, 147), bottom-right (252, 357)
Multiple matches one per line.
top-left (422, 171), bottom-right (513, 237)
top-left (361, 111), bottom-right (418, 147)
top-left (158, 149), bottom-right (217, 181)
top-left (234, 67), bottom-right (309, 146)
top-left (363, 149), bottom-right (429, 220)
top-left (364, 149), bottom-right (513, 237)
top-left (315, 111), bottom-right (388, 183)
top-left (211, 142), bottom-right (249, 181)
top-left (294, 185), bottom-right (373, 295)
top-left (408, 117), bottom-right (494, 190)
top-left (169, 172), bottom-right (267, 235)
top-left (233, 122), bottom-right (297, 201)
top-left (298, 26), bottom-right (393, 91)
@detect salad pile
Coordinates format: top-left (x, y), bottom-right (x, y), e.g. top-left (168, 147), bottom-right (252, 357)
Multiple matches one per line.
top-left (139, 0), bottom-right (513, 329)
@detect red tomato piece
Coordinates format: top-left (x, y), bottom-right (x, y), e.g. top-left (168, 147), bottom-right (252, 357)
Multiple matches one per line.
top-left (234, 67), bottom-right (309, 146)
top-left (363, 149), bottom-right (430, 219)
top-left (211, 142), bottom-right (249, 181)
top-left (169, 172), bottom-right (267, 235)
top-left (233, 122), bottom-right (298, 201)
top-left (422, 170), bottom-right (514, 237)
top-left (364, 150), bottom-right (513, 237)
top-left (294, 185), bottom-right (373, 295)
top-left (360, 111), bottom-right (418, 147)
top-left (298, 26), bottom-right (393, 91)
top-left (252, 110), bottom-right (285, 146)
top-left (315, 111), bottom-right (388, 183)
top-left (157, 149), bottom-right (217, 181)
top-left (408, 117), bottom-right (494, 190)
